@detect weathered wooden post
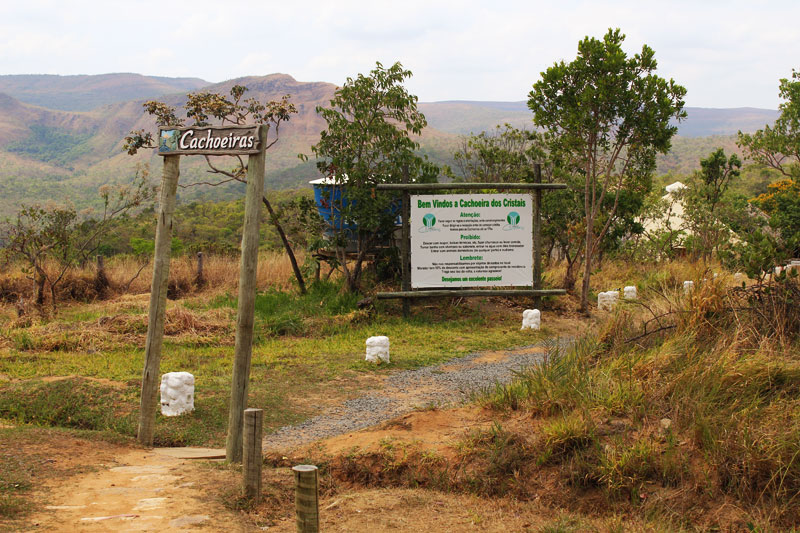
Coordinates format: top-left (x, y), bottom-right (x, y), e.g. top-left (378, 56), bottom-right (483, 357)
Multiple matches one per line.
top-left (95, 254), bottom-right (110, 297)
top-left (137, 154), bottom-right (180, 446)
top-left (401, 166), bottom-right (411, 318)
top-left (533, 163), bottom-right (543, 310)
top-left (195, 251), bottom-right (205, 284)
top-left (293, 465), bottom-right (320, 533)
top-left (226, 124), bottom-right (268, 463)
top-left (242, 408), bottom-right (263, 502)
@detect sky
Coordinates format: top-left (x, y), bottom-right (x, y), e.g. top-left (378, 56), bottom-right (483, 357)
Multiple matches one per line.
top-left (1, 0), bottom-right (798, 109)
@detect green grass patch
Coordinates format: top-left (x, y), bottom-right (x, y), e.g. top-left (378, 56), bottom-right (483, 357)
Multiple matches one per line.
top-left (209, 280), bottom-right (361, 339)
top-left (0, 282), bottom-right (544, 446)
top-left (0, 378), bottom-right (136, 433)
top-left (0, 451), bottom-right (32, 518)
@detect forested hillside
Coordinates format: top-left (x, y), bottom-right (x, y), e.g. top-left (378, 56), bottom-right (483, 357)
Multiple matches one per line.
top-left (0, 73), bottom-right (783, 219)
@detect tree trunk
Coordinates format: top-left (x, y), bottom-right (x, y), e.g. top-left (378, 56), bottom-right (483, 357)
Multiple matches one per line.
top-left (262, 195), bottom-right (306, 295)
top-left (34, 269), bottom-right (46, 307)
top-left (563, 257), bottom-right (577, 291)
top-left (580, 221), bottom-right (594, 314)
top-left (49, 283), bottom-right (58, 312)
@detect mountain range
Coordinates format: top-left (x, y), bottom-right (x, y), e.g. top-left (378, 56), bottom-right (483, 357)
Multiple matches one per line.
top-left (0, 73), bottom-right (781, 218)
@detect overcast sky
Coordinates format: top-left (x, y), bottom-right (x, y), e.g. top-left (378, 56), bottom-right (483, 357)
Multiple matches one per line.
top-left (1, 0), bottom-right (798, 108)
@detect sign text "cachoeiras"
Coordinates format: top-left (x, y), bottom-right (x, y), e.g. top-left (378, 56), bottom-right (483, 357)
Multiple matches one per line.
top-left (157, 125), bottom-right (261, 156)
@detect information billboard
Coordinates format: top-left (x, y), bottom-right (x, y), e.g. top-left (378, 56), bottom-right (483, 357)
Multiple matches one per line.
top-left (410, 193), bottom-right (533, 288)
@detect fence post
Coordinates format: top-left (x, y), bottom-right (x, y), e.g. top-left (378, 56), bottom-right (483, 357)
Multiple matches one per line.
top-left (293, 465), bottom-right (319, 533)
top-left (95, 254), bottom-right (109, 296)
top-left (401, 165), bottom-right (411, 318)
top-left (195, 251), bottom-right (205, 288)
top-left (533, 163), bottom-right (543, 310)
top-left (242, 408), bottom-right (263, 502)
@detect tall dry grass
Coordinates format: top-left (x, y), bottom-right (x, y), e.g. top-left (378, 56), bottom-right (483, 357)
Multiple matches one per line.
top-left (0, 251), bottom-right (308, 305)
top-left (476, 274), bottom-right (800, 527)
top-left (107, 251), bottom-right (306, 294)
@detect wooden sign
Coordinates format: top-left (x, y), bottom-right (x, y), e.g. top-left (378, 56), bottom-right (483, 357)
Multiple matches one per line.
top-left (157, 125), bottom-right (261, 156)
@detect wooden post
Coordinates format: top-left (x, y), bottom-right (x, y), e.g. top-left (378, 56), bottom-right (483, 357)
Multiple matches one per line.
top-left (225, 125), bottom-right (267, 463)
top-left (195, 251), bottom-right (206, 288)
top-left (242, 408), bottom-right (263, 502)
top-left (95, 254), bottom-right (109, 296)
top-left (401, 166), bottom-right (411, 318)
top-left (137, 154), bottom-right (180, 446)
top-left (293, 465), bottom-right (319, 533)
top-left (533, 163), bottom-right (543, 310)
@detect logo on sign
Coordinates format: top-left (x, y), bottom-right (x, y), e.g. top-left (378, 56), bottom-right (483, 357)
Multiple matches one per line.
top-left (160, 129), bottom-right (180, 152)
top-left (419, 213), bottom-right (439, 233)
top-left (504, 211), bottom-right (523, 230)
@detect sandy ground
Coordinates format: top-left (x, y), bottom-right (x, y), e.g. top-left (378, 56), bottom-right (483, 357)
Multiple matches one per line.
top-left (24, 448), bottom-right (248, 532)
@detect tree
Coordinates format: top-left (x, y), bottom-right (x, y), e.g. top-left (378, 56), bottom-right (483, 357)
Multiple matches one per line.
top-left (738, 69), bottom-right (800, 256)
top-left (751, 178), bottom-right (800, 255)
top-left (124, 86), bottom-right (308, 293)
top-left (451, 124), bottom-right (544, 183)
top-left (681, 149), bottom-right (742, 260)
top-left (310, 61), bottom-right (435, 293)
top-left (738, 69), bottom-right (800, 180)
top-left (1, 168), bottom-right (154, 309)
top-left (528, 28), bottom-right (686, 312)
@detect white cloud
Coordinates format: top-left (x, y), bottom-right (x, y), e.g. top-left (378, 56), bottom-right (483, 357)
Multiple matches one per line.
top-left (0, 0), bottom-right (798, 107)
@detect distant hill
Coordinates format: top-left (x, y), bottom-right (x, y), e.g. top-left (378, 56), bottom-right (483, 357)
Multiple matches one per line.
top-left (0, 73), bottom-right (210, 111)
top-left (0, 72), bottom-right (785, 218)
top-left (419, 101), bottom-right (779, 138)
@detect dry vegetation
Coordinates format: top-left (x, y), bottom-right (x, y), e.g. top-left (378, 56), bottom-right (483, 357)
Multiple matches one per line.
top-left (265, 270), bottom-right (800, 531)
top-left (2, 255), bottom-right (799, 531)
top-left (0, 251), bottom-right (306, 308)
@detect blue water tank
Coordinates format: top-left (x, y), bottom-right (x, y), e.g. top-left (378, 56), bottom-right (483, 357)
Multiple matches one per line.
top-left (310, 177), bottom-right (356, 236)
top-left (310, 177), bottom-right (401, 231)
top-left (310, 177), bottom-right (401, 251)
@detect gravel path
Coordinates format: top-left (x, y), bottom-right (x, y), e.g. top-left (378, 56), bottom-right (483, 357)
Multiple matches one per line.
top-left (263, 338), bottom-right (568, 451)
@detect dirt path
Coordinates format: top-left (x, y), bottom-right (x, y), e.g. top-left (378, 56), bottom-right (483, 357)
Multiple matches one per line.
top-left (21, 337), bottom-right (570, 531)
top-left (264, 337), bottom-right (569, 452)
top-left (26, 448), bottom-right (247, 532)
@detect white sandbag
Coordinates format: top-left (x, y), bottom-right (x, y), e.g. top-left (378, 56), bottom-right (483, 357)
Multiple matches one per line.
top-left (160, 372), bottom-right (195, 417)
top-left (598, 291), bottom-right (619, 311)
top-left (521, 309), bottom-right (541, 330)
top-left (365, 336), bottom-right (390, 363)
top-left (623, 286), bottom-right (637, 300)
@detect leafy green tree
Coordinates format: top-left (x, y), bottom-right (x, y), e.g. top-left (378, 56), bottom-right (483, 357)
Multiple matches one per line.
top-left (698, 148), bottom-right (742, 210)
top-left (681, 149), bottom-right (742, 260)
top-left (450, 124), bottom-right (544, 182)
top-left (311, 61), bottom-right (436, 293)
top-left (528, 28), bottom-right (686, 312)
top-left (738, 69), bottom-right (800, 256)
top-left (738, 69), bottom-right (800, 180)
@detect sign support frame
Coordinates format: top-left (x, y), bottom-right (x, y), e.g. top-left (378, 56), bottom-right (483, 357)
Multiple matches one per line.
top-left (375, 165), bottom-right (567, 311)
top-left (136, 125), bottom-right (269, 463)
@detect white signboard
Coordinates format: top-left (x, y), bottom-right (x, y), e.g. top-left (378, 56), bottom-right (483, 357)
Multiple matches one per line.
top-left (411, 194), bottom-right (533, 288)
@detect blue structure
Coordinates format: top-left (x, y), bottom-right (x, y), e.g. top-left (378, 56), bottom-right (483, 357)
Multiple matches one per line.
top-left (310, 177), bottom-right (356, 236)
top-left (310, 177), bottom-right (401, 252)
